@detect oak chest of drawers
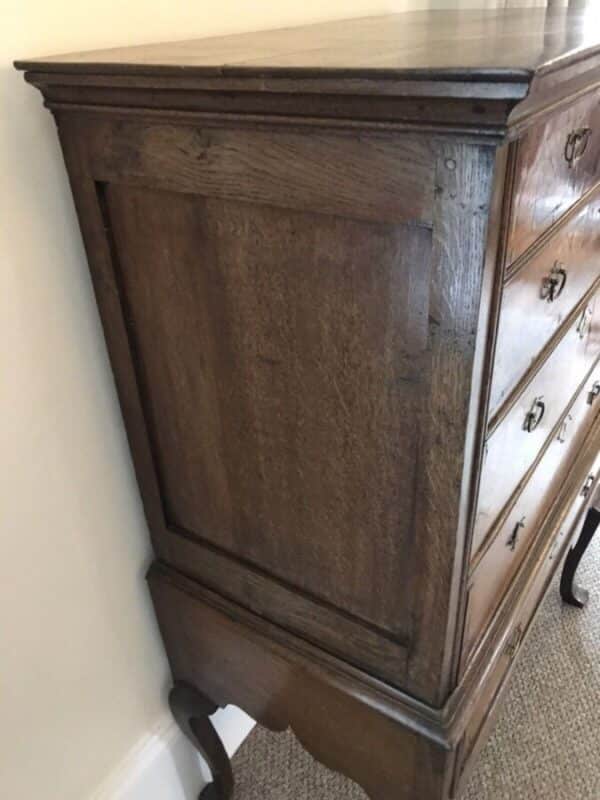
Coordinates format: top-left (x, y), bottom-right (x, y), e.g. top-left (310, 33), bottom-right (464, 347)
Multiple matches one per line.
top-left (17, 7), bottom-right (600, 799)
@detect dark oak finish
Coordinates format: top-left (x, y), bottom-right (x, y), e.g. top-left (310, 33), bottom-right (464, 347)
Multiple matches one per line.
top-left (465, 362), bottom-right (600, 659)
top-left (506, 88), bottom-right (600, 266)
top-left (473, 286), bottom-right (600, 554)
top-left (88, 120), bottom-right (435, 224)
top-left (14, 7), bottom-right (600, 80)
top-left (455, 436), bottom-right (600, 793)
top-left (149, 564), bottom-right (454, 800)
top-left (491, 187), bottom-right (600, 417)
top-left (15, 7), bottom-right (600, 800)
top-left (104, 181), bottom-right (427, 647)
top-left (53, 107), bottom-right (497, 701)
top-left (15, 6), bottom-right (600, 136)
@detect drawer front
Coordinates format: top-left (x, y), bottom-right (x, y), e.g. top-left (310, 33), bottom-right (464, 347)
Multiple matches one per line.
top-left (453, 623), bottom-right (521, 795)
top-left (454, 462), bottom-right (600, 794)
top-left (490, 192), bottom-right (600, 418)
top-left (465, 362), bottom-right (600, 658)
top-left (506, 89), bottom-right (600, 266)
top-left (473, 291), bottom-right (600, 555)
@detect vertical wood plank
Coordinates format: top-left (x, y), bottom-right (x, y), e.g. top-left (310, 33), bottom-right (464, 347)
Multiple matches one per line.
top-left (406, 140), bottom-right (497, 704)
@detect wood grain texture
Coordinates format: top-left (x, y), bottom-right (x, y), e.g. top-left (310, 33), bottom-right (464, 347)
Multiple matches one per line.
top-left (157, 527), bottom-right (410, 685)
top-left (16, 5), bottom-right (600, 141)
top-left (147, 416), bottom-right (600, 800)
top-left (505, 87), bottom-right (600, 266)
top-left (466, 359), bottom-right (600, 658)
top-left (148, 562), bottom-right (454, 800)
top-left (455, 422), bottom-right (600, 791)
top-left (13, 6), bottom-right (600, 79)
top-left (22, 80), bottom-right (520, 134)
top-left (89, 120), bottom-right (434, 224)
top-left (491, 187), bottom-right (600, 417)
top-left (461, 416), bottom-right (600, 687)
top-left (17, 12), bottom-right (600, 798)
top-left (446, 143), bottom-right (512, 693)
top-left (406, 140), bottom-right (497, 704)
top-left (67, 111), bottom-right (499, 703)
top-left (103, 181), bottom-right (430, 645)
top-left (55, 120), bottom-right (170, 553)
top-left (473, 286), bottom-right (600, 555)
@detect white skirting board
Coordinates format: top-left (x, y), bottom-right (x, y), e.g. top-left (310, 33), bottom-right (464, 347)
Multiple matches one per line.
top-left (91, 706), bottom-right (255, 800)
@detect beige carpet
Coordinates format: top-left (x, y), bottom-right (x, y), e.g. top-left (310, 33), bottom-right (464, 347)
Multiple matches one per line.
top-left (232, 533), bottom-right (600, 799)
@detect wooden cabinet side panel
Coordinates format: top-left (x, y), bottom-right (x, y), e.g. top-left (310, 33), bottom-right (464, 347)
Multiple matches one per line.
top-left (54, 112), bottom-right (431, 685)
top-left (56, 111), bottom-right (498, 702)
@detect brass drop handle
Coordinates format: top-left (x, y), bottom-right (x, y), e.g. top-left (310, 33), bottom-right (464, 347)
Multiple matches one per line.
top-left (565, 127), bottom-right (592, 167)
top-left (557, 413), bottom-right (573, 443)
top-left (588, 381), bottom-right (600, 405)
top-left (524, 397), bottom-right (545, 432)
top-left (581, 474), bottom-right (595, 499)
top-left (577, 306), bottom-right (593, 340)
top-left (548, 537), bottom-right (561, 562)
top-left (507, 516), bottom-right (526, 551)
top-left (540, 263), bottom-right (567, 302)
top-left (505, 624), bottom-right (524, 659)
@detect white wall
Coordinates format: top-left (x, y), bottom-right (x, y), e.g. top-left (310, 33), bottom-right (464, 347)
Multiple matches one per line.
top-left (1, 1), bottom-right (558, 799)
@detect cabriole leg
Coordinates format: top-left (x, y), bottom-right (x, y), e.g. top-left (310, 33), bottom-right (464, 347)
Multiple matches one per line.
top-left (169, 682), bottom-right (234, 800)
top-left (560, 503), bottom-right (600, 609)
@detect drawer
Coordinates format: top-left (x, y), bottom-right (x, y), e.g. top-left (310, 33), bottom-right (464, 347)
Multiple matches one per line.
top-left (464, 362), bottom-right (600, 658)
top-left (453, 621), bottom-right (522, 796)
top-left (506, 88), bottom-right (600, 266)
top-left (490, 192), bottom-right (600, 418)
top-left (473, 291), bottom-right (600, 555)
top-left (454, 463), bottom-right (600, 795)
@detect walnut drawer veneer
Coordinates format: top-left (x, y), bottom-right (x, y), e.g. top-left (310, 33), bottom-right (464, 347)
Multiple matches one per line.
top-left (16, 7), bottom-right (600, 798)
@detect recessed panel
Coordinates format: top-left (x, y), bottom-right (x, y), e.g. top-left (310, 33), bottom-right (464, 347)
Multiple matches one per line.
top-left (105, 184), bottom-right (432, 638)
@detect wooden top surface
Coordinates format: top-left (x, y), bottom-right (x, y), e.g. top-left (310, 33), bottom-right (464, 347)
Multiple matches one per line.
top-left (14, 6), bottom-right (600, 82)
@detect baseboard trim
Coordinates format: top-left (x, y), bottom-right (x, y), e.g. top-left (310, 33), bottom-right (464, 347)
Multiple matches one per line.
top-left (90, 706), bottom-right (255, 800)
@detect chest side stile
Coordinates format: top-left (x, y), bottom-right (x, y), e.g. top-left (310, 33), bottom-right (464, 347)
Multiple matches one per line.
top-left (446, 142), bottom-right (514, 697)
top-left (404, 139), bottom-right (502, 704)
